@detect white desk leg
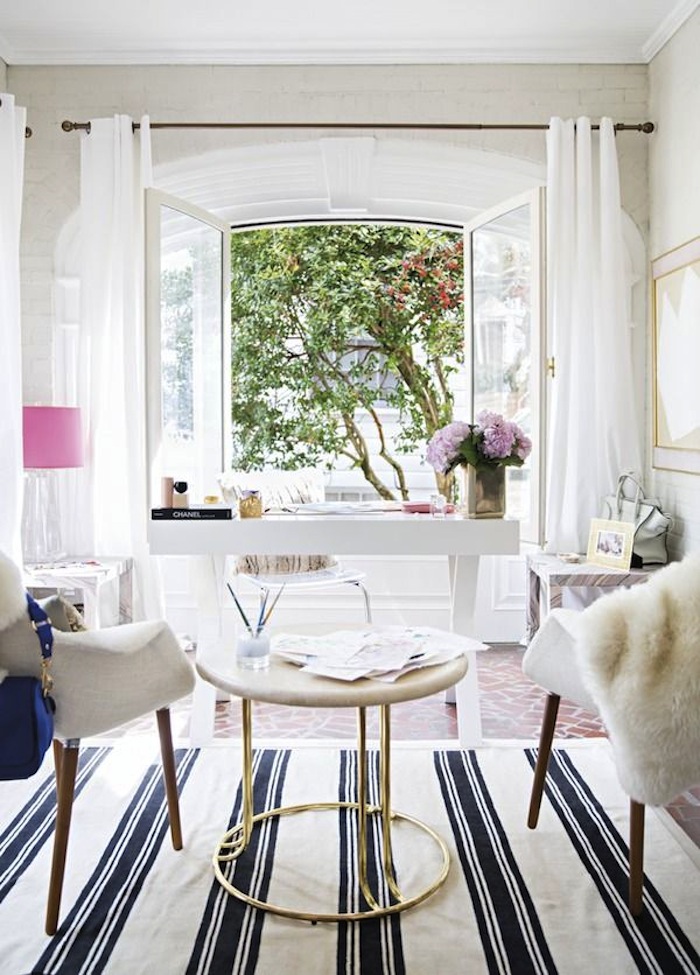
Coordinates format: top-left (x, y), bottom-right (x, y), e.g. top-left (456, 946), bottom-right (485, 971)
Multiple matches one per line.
top-left (189, 555), bottom-right (227, 747)
top-left (448, 554), bottom-right (483, 748)
top-left (189, 613), bottom-right (219, 746)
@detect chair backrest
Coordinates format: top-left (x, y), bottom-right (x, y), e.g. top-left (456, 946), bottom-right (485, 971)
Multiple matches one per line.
top-left (218, 468), bottom-right (325, 508)
top-left (217, 469), bottom-right (337, 576)
top-left (576, 553), bottom-right (700, 807)
top-left (0, 551), bottom-right (28, 634)
top-left (0, 552), bottom-right (45, 679)
top-left (1, 550), bottom-right (89, 676)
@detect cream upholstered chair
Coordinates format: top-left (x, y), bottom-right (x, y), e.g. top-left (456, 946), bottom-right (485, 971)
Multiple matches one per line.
top-left (522, 554), bottom-right (700, 916)
top-left (218, 467), bottom-right (372, 622)
top-left (0, 551), bottom-right (195, 934)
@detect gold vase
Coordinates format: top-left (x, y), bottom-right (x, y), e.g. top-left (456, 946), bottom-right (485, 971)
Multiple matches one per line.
top-left (461, 465), bottom-right (506, 519)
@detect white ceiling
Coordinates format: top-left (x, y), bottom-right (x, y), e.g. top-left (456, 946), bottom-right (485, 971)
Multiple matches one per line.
top-left (0, 0), bottom-right (697, 66)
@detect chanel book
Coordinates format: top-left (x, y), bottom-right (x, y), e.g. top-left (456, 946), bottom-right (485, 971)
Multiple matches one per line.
top-left (151, 506), bottom-right (233, 520)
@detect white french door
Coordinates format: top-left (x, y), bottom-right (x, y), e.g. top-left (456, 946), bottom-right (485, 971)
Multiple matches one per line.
top-left (145, 190), bottom-right (231, 507)
top-left (144, 188), bottom-right (544, 642)
top-left (465, 188), bottom-right (546, 641)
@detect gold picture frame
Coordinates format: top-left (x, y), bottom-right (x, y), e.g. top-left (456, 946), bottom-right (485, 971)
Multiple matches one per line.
top-left (652, 236), bottom-right (700, 474)
top-left (586, 518), bottom-right (634, 570)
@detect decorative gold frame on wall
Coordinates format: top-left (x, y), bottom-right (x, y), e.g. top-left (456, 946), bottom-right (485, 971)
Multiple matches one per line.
top-left (651, 236), bottom-right (700, 474)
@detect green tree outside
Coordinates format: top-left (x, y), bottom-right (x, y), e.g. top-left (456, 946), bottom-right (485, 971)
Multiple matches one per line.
top-left (229, 223), bottom-right (464, 500)
top-left (161, 265), bottom-right (194, 439)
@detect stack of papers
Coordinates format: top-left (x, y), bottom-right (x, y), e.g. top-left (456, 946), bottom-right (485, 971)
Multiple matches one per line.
top-left (271, 626), bottom-right (486, 682)
top-left (277, 501), bottom-right (402, 515)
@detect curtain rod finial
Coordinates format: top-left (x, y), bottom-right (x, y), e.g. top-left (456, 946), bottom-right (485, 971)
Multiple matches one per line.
top-left (62, 119), bottom-right (91, 133)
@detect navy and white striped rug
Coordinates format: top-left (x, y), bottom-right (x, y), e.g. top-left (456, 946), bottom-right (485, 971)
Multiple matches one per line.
top-left (1, 740), bottom-right (699, 975)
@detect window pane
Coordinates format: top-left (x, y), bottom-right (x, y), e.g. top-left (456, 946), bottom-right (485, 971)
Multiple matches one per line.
top-left (159, 206), bottom-right (224, 500)
top-left (471, 204), bottom-right (532, 524)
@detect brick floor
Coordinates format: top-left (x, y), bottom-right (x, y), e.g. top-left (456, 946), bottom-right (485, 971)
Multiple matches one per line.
top-left (109, 643), bottom-right (700, 850)
top-left (209, 645), bottom-right (605, 741)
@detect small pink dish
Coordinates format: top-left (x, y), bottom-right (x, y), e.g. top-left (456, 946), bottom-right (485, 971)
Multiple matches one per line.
top-left (401, 501), bottom-right (455, 514)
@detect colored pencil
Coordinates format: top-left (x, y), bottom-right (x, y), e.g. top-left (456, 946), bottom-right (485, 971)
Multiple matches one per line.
top-left (258, 584), bottom-right (286, 634)
top-left (226, 582), bottom-right (254, 635)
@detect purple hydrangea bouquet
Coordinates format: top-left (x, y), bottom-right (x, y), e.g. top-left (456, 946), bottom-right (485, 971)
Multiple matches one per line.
top-left (426, 410), bottom-right (532, 474)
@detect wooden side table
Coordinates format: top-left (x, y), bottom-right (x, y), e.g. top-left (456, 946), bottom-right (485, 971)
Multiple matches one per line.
top-left (24, 557), bottom-right (134, 629)
top-left (525, 552), bottom-right (653, 642)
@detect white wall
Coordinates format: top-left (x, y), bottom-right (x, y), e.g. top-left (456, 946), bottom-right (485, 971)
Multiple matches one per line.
top-left (0, 59), bottom-right (6, 90)
top-left (649, 10), bottom-right (700, 556)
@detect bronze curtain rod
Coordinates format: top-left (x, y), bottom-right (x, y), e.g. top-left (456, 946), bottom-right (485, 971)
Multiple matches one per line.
top-left (61, 119), bottom-right (655, 135)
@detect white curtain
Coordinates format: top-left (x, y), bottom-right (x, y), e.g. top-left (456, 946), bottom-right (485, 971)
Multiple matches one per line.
top-left (545, 117), bottom-right (642, 554)
top-left (0, 94), bottom-right (26, 564)
top-left (75, 115), bottom-right (162, 619)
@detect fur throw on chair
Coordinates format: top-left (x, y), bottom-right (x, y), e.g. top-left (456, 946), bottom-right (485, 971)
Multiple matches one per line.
top-left (576, 553), bottom-right (700, 807)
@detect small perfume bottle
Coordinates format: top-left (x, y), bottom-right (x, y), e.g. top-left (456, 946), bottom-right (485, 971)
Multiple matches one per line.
top-left (172, 481), bottom-right (189, 508)
top-left (160, 476), bottom-right (174, 507)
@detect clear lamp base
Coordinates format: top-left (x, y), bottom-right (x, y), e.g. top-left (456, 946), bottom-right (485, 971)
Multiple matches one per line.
top-left (21, 470), bottom-right (65, 564)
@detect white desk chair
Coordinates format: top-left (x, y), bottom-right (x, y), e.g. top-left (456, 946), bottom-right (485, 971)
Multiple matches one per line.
top-left (522, 554), bottom-right (700, 916)
top-left (0, 551), bottom-right (195, 934)
top-left (237, 563), bottom-right (372, 622)
top-left (218, 468), bottom-right (373, 622)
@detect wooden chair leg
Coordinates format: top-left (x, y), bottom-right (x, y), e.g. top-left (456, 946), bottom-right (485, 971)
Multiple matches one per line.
top-left (52, 738), bottom-right (63, 788)
top-left (528, 693), bottom-right (561, 829)
top-left (156, 708), bottom-right (183, 850)
top-left (629, 799), bottom-right (645, 916)
top-left (46, 741), bottom-right (80, 935)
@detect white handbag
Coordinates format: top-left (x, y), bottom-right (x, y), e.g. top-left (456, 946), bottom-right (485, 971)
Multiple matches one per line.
top-left (601, 472), bottom-right (673, 566)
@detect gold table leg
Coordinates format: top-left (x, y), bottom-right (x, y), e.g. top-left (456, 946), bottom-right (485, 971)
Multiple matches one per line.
top-left (357, 705), bottom-right (381, 910)
top-left (212, 697), bottom-right (451, 922)
top-left (357, 703), bottom-right (403, 909)
top-left (217, 697), bottom-right (253, 861)
top-left (380, 704), bottom-right (403, 903)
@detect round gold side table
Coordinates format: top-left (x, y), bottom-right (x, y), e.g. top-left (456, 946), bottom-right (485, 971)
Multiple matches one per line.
top-left (197, 635), bottom-right (468, 923)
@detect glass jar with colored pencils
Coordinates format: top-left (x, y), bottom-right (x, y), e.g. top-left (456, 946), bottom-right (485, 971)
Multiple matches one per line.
top-left (226, 581), bottom-right (285, 671)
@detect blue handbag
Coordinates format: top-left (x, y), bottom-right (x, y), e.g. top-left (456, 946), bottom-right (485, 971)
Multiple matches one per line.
top-left (0, 594), bottom-right (55, 781)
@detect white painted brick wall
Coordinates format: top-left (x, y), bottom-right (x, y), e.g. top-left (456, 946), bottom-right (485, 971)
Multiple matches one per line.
top-left (648, 7), bottom-right (700, 556)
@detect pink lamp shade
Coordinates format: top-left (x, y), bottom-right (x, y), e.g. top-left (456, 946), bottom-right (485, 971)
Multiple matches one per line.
top-left (22, 406), bottom-right (84, 469)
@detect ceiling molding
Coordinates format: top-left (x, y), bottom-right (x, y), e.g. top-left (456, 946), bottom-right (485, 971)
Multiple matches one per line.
top-left (0, 2), bottom-right (685, 67)
top-left (1, 40), bottom-right (653, 66)
top-left (642, 0), bottom-right (700, 61)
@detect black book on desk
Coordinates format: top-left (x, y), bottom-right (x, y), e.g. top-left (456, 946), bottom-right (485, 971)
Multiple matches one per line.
top-left (151, 506), bottom-right (233, 520)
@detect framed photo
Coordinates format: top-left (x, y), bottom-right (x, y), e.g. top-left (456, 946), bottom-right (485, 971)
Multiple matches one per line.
top-left (652, 236), bottom-right (700, 474)
top-left (586, 518), bottom-right (634, 570)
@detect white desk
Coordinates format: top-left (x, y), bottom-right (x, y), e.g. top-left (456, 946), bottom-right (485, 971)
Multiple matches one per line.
top-left (148, 513), bottom-right (519, 746)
